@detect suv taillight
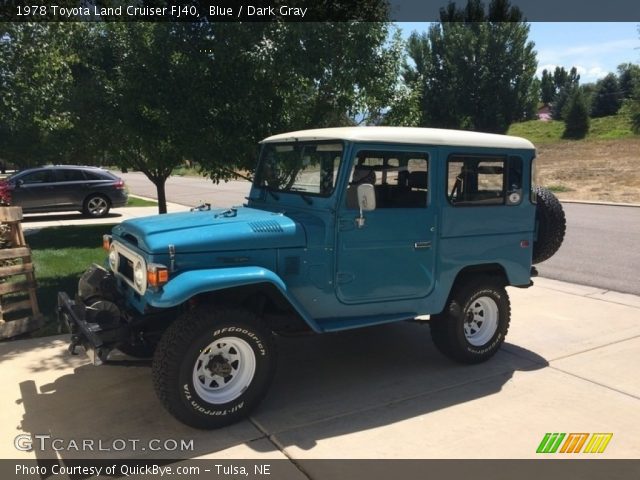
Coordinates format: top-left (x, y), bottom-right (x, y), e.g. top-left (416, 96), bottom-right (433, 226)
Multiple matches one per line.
top-left (114, 179), bottom-right (125, 189)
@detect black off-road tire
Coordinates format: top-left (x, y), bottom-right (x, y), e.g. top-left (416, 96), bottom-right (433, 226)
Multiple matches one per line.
top-left (152, 306), bottom-right (276, 429)
top-left (430, 277), bottom-right (510, 364)
top-left (533, 186), bottom-right (566, 264)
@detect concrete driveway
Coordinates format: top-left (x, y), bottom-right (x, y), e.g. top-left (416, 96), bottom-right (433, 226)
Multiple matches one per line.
top-left (1, 278), bottom-right (639, 467)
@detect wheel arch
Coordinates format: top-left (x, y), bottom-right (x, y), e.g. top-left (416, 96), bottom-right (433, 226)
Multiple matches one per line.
top-left (84, 192), bottom-right (111, 206)
top-left (433, 263), bottom-right (510, 318)
top-left (450, 263), bottom-right (509, 292)
top-left (192, 282), bottom-right (315, 335)
top-left (146, 267), bottom-right (321, 333)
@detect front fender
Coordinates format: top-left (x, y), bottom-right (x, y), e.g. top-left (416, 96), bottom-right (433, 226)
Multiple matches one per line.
top-left (145, 266), bottom-right (321, 332)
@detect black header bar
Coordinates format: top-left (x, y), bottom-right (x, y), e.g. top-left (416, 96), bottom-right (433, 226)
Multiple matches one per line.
top-left (0, 0), bottom-right (639, 22)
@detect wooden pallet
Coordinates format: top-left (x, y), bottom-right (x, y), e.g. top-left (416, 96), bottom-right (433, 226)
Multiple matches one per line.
top-left (0, 206), bottom-right (43, 339)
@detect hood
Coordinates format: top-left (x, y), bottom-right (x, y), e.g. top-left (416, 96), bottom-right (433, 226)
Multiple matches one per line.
top-left (112, 207), bottom-right (306, 254)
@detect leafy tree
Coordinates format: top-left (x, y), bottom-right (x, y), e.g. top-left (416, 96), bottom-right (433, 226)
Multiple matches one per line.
top-left (563, 89), bottom-right (590, 139)
top-left (402, 0), bottom-right (538, 133)
top-left (550, 66), bottom-right (580, 120)
top-left (0, 24), bottom-right (75, 168)
top-left (617, 63), bottom-right (640, 98)
top-left (15, 21), bottom-right (402, 214)
top-left (591, 73), bottom-right (623, 117)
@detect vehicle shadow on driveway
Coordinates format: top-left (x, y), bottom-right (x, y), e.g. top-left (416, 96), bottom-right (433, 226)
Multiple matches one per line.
top-left (15, 322), bottom-right (547, 462)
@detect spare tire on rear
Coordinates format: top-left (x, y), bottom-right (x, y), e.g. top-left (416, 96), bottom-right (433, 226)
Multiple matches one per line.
top-left (532, 186), bottom-right (566, 264)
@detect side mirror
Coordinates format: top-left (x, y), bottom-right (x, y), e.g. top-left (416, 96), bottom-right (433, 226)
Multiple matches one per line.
top-left (356, 183), bottom-right (376, 228)
top-left (15, 179), bottom-right (24, 188)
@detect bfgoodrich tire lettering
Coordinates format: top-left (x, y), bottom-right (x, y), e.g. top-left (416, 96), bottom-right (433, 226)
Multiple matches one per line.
top-left (430, 277), bottom-right (510, 364)
top-left (152, 306), bottom-right (276, 429)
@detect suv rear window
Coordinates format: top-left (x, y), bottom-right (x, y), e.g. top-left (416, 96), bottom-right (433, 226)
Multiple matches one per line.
top-left (83, 170), bottom-right (112, 180)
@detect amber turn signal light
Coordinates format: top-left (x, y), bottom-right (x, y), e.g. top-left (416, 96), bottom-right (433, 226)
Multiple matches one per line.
top-left (147, 264), bottom-right (169, 288)
top-left (102, 234), bottom-right (112, 251)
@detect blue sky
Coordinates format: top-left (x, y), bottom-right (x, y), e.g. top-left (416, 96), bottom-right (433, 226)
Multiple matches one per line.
top-left (396, 22), bottom-right (639, 83)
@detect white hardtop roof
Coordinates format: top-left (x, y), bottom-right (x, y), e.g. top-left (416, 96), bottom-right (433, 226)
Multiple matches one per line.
top-left (261, 126), bottom-right (534, 150)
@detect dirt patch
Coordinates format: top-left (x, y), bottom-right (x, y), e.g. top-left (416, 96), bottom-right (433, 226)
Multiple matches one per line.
top-left (536, 138), bottom-right (640, 203)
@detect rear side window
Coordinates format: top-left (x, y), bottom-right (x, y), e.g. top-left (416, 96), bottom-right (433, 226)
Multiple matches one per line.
top-left (447, 155), bottom-right (523, 206)
top-left (56, 169), bottom-right (86, 182)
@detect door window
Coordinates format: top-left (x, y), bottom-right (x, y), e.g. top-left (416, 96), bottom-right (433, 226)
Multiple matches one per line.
top-left (346, 151), bottom-right (429, 209)
top-left (20, 170), bottom-right (55, 184)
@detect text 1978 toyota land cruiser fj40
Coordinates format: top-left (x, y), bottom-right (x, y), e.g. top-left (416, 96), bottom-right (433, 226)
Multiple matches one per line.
top-left (59, 127), bottom-right (565, 429)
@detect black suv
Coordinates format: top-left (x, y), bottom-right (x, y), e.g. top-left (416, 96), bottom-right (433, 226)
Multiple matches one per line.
top-left (3, 165), bottom-right (128, 217)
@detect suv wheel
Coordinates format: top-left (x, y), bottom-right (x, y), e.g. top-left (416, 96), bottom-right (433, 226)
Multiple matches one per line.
top-left (430, 277), bottom-right (510, 364)
top-left (152, 306), bottom-right (276, 429)
top-left (83, 194), bottom-right (111, 217)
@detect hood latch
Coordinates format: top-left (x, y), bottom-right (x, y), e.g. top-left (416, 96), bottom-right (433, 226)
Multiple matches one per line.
top-left (168, 244), bottom-right (176, 272)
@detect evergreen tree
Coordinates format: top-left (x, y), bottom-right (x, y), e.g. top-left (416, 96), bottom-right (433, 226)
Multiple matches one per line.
top-left (591, 73), bottom-right (623, 117)
top-left (617, 63), bottom-right (640, 99)
top-left (563, 89), bottom-right (590, 139)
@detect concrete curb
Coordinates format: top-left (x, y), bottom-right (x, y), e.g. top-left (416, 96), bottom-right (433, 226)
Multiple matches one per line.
top-left (533, 277), bottom-right (640, 309)
top-left (128, 193), bottom-right (157, 202)
top-left (560, 199), bottom-right (640, 208)
top-left (128, 193), bottom-right (192, 208)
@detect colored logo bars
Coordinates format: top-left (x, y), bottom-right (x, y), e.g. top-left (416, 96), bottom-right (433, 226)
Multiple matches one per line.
top-left (536, 433), bottom-right (613, 454)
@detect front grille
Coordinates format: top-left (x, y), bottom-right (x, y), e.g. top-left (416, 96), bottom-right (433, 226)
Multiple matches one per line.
top-left (118, 254), bottom-right (134, 282)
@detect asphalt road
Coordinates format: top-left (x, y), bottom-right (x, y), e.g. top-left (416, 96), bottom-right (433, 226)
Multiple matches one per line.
top-left (536, 203), bottom-right (640, 296)
top-left (118, 171), bottom-right (640, 295)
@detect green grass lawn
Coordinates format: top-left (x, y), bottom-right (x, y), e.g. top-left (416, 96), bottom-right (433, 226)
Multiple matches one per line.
top-left (26, 224), bottom-right (114, 336)
top-left (126, 195), bottom-right (157, 207)
top-left (508, 109), bottom-right (637, 145)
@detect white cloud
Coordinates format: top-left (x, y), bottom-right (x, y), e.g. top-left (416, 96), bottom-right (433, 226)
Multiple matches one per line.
top-left (534, 37), bottom-right (639, 83)
top-left (574, 66), bottom-right (609, 83)
top-left (536, 63), bottom-right (611, 83)
top-left (536, 38), bottom-right (638, 65)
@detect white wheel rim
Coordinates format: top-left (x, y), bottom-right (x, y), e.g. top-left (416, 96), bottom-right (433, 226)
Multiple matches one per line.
top-left (192, 336), bottom-right (256, 404)
top-left (88, 197), bottom-right (108, 216)
top-left (463, 296), bottom-right (499, 346)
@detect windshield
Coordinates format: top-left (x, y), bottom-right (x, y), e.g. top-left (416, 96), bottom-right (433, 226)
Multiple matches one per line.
top-left (254, 141), bottom-right (343, 197)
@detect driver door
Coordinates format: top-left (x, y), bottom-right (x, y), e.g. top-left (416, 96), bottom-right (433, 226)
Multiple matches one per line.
top-left (335, 146), bottom-right (437, 304)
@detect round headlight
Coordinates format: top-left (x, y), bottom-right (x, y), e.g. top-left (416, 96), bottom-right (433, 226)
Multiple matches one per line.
top-left (108, 245), bottom-right (119, 272)
top-left (133, 261), bottom-right (145, 290)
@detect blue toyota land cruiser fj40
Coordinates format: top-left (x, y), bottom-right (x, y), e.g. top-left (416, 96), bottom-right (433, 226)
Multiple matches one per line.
top-left (59, 127), bottom-right (565, 429)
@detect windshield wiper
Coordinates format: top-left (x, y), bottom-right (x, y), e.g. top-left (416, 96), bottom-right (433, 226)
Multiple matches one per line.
top-left (290, 188), bottom-right (313, 205)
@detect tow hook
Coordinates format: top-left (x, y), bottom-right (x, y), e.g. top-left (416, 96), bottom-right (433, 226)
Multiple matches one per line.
top-left (69, 334), bottom-right (82, 355)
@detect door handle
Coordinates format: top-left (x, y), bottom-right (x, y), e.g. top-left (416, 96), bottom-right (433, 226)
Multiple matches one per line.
top-left (414, 241), bottom-right (432, 249)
